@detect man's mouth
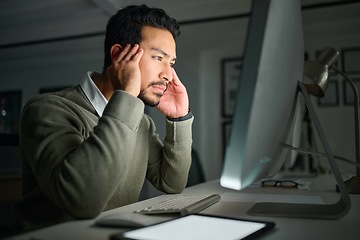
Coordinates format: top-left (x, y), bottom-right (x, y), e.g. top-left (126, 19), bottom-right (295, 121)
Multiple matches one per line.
top-left (151, 81), bottom-right (168, 93)
top-left (152, 85), bottom-right (166, 92)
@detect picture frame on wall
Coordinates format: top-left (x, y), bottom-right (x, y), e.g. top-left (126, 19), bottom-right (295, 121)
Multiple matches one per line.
top-left (221, 57), bottom-right (243, 117)
top-left (343, 77), bottom-right (360, 106)
top-left (317, 80), bottom-right (339, 107)
top-left (0, 90), bottom-right (22, 134)
top-left (341, 47), bottom-right (360, 74)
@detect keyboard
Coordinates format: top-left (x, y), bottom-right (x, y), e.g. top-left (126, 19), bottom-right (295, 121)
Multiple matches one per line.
top-left (135, 194), bottom-right (221, 216)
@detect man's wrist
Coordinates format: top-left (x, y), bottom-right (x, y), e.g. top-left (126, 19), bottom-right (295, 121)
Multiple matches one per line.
top-left (166, 110), bottom-right (193, 122)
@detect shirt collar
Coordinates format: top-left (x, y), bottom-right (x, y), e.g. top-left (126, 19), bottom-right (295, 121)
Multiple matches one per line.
top-left (80, 71), bottom-right (108, 116)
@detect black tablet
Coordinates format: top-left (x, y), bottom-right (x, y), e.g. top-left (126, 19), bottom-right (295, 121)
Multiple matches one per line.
top-left (110, 214), bottom-right (275, 240)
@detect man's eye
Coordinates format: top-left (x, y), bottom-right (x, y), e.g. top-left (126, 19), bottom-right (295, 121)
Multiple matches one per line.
top-left (170, 62), bottom-right (175, 68)
top-left (154, 56), bottom-right (163, 62)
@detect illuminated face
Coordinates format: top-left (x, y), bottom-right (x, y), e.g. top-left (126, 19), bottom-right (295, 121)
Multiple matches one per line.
top-left (138, 25), bottom-right (177, 106)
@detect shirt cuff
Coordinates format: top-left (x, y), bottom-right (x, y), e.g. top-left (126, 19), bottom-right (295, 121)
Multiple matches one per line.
top-left (166, 111), bottom-right (193, 122)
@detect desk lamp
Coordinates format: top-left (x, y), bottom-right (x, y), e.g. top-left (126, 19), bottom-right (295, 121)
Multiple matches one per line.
top-left (303, 47), bottom-right (360, 194)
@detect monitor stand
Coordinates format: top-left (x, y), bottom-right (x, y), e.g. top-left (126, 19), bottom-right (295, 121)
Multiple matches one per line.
top-left (247, 82), bottom-right (351, 219)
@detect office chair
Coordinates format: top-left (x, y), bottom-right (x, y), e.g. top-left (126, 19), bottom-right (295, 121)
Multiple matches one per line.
top-left (0, 133), bottom-right (23, 238)
top-left (186, 149), bottom-right (205, 187)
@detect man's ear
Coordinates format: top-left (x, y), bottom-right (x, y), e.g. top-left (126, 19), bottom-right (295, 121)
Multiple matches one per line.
top-left (110, 44), bottom-right (123, 62)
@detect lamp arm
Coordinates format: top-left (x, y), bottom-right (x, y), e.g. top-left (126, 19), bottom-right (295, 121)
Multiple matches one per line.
top-left (332, 65), bottom-right (360, 176)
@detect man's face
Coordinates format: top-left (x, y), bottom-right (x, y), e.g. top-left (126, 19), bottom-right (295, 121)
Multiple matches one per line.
top-left (138, 25), bottom-right (177, 107)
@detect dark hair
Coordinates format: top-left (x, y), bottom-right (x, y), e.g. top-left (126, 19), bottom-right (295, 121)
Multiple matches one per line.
top-left (103, 5), bottom-right (180, 71)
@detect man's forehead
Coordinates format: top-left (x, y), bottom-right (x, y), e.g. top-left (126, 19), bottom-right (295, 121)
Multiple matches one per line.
top-left (140, 26), bottom-right (176, 52)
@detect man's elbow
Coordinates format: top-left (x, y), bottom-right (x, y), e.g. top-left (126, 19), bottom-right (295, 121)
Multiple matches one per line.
top-left (64, 201), bottom-right (103, 219)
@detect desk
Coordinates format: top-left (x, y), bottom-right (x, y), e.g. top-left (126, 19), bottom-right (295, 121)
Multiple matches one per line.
top-left (6, 175), bottom-right (360, 240)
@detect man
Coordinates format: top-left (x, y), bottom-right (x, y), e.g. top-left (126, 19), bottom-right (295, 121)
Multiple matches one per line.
top-left (17, 5), bottom-right (193, 230)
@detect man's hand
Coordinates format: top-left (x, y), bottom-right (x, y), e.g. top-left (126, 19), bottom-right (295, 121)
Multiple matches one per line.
top-left (157, 68), bottom-right (189, 118)
top-left (106, 44), bottom-right (143, 97)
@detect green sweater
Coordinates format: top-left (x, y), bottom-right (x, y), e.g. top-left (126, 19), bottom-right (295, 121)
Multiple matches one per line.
top-left (17, 86), bottom-right (193, 229)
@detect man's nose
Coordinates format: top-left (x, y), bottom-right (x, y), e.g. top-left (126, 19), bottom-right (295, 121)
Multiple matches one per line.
top-left (160, 64), bottom-right (172, 82)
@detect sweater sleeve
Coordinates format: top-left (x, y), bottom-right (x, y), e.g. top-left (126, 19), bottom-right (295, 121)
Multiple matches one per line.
top-left (20, 90), bottom-right (144, 219)
top-left (146, 116), bottom-right (194, 193)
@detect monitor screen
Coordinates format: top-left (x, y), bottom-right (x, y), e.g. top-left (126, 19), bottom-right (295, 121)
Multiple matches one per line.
top-left (220, 0), bottom-right (304, 190)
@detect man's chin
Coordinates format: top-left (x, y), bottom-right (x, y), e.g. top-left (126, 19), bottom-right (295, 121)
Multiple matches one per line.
top-left (144, 100), bottom-right (159, 107)
top-left (139, 95), bottom-right (161, 107)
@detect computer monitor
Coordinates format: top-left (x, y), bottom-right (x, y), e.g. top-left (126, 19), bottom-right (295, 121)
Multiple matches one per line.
top-left (220, 0), bottom-right (304, 190)
top-left (220, 0), bottom-right (350, 219)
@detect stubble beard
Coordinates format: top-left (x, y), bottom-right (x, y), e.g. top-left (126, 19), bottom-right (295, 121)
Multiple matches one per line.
top-left (138, 91), bottom-right (162, 107)
top-left (138, 81), bottom-right (168, 107)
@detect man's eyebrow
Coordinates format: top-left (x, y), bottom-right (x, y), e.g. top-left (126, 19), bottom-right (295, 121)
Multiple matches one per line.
top-left (151, 47), bottom-right (177, 61)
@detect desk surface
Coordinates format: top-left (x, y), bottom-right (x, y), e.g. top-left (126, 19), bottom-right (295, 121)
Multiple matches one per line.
top-left (6, 175), bottom-right (360, 240)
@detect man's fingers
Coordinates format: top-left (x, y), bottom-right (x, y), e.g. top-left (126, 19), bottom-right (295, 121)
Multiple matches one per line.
top-left (133, 47), bottom-right (143, 62)
top-left (117, 44), bottom-right (141, 63)
top-left (115, 44), bottom-right (131, 62)
top-left (170, 68), bottom-right (183, 86)
top-left (173, 68), bottom-right (181, 81)
top-left (124, 44), bottom-right (139, 61)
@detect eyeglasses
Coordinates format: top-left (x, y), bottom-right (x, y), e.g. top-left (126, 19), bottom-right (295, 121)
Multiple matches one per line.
top-left (261, 180), bottom-right (299, 188)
